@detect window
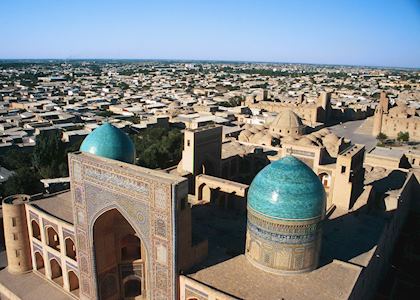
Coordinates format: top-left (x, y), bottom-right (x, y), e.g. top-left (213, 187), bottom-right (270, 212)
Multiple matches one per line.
top-left (187, 139), bottom-right (191, 147)
top-left (15, 250), bottom-right (20, 258)
top-left (13, 233), bottom-right (18, 241)
top-left (11, 217), bottom-right (16, 227)
top-left (341, 166), bottom-right (346, 174)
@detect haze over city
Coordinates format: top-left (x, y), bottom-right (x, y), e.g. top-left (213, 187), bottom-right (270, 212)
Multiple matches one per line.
top-left (1, 0), bottom-right (419, 68)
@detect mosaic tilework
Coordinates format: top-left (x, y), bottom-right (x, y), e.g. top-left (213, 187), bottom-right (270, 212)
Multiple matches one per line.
top-left (69, 153), bottom-right (185, 300)
top-left (246, 209), bottom-right (322, 274)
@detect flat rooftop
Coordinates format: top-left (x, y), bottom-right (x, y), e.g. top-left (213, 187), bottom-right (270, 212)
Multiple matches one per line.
top-left (30, 191), bottom-right (74, 224)
top-left (0, 269), bottom-right (74, 300)
top-left (187, 204), bottom-right (390, 300)
top-left (188, 255), bottom-right (361, 300)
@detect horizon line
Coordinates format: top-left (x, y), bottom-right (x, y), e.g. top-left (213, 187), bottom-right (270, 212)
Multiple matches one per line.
top-left (0, 57), bottom-right (419, 70)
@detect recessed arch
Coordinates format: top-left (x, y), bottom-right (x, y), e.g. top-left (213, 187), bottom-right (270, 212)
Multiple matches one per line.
top-left (50, 258), bottom-right (63, 286)
top-left (123, 277), bottom-right (141, 298)
top-left (46, 226), bottom-right (60, 251)
top-left (68, 270), bottom-right (79, 295)
top-left (120, 234), bottom-right (141, 262)
top-left (318, 172), bottom-right (331, 188)
top-left (65, 237), bottom-right (77, 260)
top-left (93, 207), bottom-right (148, 300)
top-left (31, 220), bottom-right (41, 240)
top-left (34, 251), bottom-right (45, 274)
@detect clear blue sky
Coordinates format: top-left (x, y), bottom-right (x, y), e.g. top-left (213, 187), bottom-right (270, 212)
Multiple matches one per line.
top-left (1, 0), bottom-right (419, 67)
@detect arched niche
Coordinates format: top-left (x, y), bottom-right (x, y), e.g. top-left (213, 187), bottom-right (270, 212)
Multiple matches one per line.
top-left (93, 208), bottom-right (148, 300)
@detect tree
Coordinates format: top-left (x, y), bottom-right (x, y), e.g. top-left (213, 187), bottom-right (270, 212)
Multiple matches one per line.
top-left (0, 168), bottom-right (44, 198)
top-left (32, 130), bottom-right (68, 178)
top-left (397, 131), bottom-right (409, 143)
top-left (132, 127), bottom-right (183, 169)
top-left (376, 132), bottom-right (388, 142)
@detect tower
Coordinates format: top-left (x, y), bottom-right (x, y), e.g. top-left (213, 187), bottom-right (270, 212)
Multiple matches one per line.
top-left (317, 91), bottom-right (332, 123)
top-left (373, 92), bottom-right (388, 137)
top-left (245, 156), bottom-right (326, 274)
top-left (180, 125), bottom-right (222, 191)
top-left (2, 195), bottom-right (32, 274)
top-left (372, 104), bottom-right (384, 137)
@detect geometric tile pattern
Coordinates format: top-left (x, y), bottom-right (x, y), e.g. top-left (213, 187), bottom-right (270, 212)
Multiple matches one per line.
top-left (69, 153), bottom-right (183, 300)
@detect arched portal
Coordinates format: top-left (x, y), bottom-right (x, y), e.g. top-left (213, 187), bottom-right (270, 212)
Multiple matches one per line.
top-left (34, 252), bottom-right (45, 274)
top-left (31, 220), bottom-right (41, 240)
top-left (93, 209), bottom-right (147, 300)
top-left (46, 227), bottom-right (60, 251)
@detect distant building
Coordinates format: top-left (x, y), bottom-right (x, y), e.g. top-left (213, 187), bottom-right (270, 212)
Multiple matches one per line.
top-left (373, 92), bottom-right (420, 141)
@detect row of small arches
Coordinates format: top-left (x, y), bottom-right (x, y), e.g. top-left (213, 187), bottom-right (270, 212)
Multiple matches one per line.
top-left (34, 252), bottom-right (79, 295)
top-left (31, 220), bottom-right (77, 261)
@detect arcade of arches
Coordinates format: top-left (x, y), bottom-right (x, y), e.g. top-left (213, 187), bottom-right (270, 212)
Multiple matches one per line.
top-left (93, 209), bottom-right (147, 300)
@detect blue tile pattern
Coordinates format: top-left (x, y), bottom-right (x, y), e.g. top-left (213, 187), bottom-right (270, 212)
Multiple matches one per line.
top-left (248, 156), bottom-right (325, 220)
top-left (80, 123), bottom-right (136, 164)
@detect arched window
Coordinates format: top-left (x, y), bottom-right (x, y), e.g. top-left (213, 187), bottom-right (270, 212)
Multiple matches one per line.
top-left (318, 173), bottom-right (331, 188)
top-left (46, 227), bottom-right (60, 251)
top-left (68, 271), bottom-right (79, 294)
top-left (65, 238), bottom-right (77, 260)
top-left (121, 234), bottom-right (141, 262)
top-left (50, 258), bottom-right (63, 286)
top-left (32, 220), bottom-right (41, 240)
top-left (124, 279), bottom-right (141, 298)
top-left (34, 252), bottom-right (45, 274)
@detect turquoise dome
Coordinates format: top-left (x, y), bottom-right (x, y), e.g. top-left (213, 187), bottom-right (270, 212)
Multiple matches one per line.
top-left (248, 156), bottom-right (325, 220)
top-left (80, 123), bottom-right (136, 164)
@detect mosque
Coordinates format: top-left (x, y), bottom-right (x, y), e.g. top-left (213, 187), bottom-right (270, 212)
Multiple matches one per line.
top-left (0, 119), bottom-right (418, 300)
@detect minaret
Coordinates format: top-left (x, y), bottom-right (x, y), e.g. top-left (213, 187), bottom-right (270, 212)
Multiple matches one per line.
top-left (372, 105), bottom-right (383, 137)
top-left (373, 92), bottom-right (388, 137)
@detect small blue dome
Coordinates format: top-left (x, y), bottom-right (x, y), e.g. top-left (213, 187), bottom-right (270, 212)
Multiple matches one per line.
top-left (248, 156), bottom-right (325, 220)
top-left (80, 123), bottom-right (136, 164)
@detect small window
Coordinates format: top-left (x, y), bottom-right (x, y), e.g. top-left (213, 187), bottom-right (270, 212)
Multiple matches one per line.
top-left (341, 166), bottom-right (346, 174)
top-left (15, 250), bottom-right (20, 258)
top-left (187, 140), bottom-right (191, 147)
top-left (11, 217), bottom-right (17, 227)
top-left (13, 233), bottom-right (18, 241)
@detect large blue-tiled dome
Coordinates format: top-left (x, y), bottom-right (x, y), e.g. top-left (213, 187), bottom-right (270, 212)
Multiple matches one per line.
top-left (80, 123), bottom-right (136, 164)
top-left (248, 156), bottom-right (325, 220)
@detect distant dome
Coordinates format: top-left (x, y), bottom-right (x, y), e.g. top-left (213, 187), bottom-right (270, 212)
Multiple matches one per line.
top-left (80, 123), bottom-right (136, 164)
top-left (248, 156), bottom-right (325, 220)
top-left (269, 109), bottom-right (305, 137)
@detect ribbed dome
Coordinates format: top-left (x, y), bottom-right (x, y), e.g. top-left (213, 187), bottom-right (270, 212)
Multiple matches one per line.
top-left (248, 156), bottom-right (325, 220)
top-left (269, 109), bottom-right (305, 136)
top-left (80, 123), bottom-right (136, 164)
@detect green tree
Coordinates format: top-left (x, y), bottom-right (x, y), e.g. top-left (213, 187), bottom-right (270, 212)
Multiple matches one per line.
top-left (132, 127), bottom-right (183, 169)
top-left (32, 131), bottom-right (68, 178)
top-left (397, 131), bottom-right (409, 142)
top-left (0, 168), bottom-right (44, 197)
top-left (376, 132), bottom-right (388, 142)
top-left (0, 150), bottom-right (32, 170)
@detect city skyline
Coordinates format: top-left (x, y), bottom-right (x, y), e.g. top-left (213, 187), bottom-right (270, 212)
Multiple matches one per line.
top-left (1, 0), bottom-right (419, 68)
